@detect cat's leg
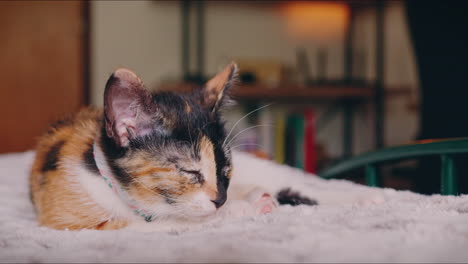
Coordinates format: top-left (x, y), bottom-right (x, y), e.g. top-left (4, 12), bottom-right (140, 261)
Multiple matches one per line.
top-left (94, 219), bottom-right (129, 230)
top-left (244, 187), bottom-right (277, 214)
top-left (226, 183), bottom-right (278, 215)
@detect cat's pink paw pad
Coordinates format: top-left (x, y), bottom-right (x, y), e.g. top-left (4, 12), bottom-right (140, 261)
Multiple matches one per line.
top-left (253, 193), bottom-right (277, 214)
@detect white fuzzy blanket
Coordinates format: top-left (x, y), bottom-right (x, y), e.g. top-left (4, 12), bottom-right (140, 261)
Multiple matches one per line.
top-left (1, 151), bottom-right (468, 263)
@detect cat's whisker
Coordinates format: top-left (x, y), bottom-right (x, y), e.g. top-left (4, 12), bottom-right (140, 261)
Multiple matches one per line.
top-left (230, 144), bottom-right (270, 156)
top-left (202, 120), bottom-right (214, 130)
top-left (130, 178), bottom-right (187, 203)
top-left (132, 185), bottom-right (168, 201)
top-left (32, 63), bottom-right (245, 230)
top-left (230, 143), bottom-right (265, 151)
top-left (139, 194), bottom-right (188, 205)
top-left (225, 124), bottom-right (273, 148)
top-left (223, 103), bottom-right (274, 147)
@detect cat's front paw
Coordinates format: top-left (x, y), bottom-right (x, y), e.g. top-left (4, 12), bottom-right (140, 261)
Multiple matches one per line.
top-left (246, 188), bottom-right (278, 215)
top-left (255, 193), bottom-right (277, 214)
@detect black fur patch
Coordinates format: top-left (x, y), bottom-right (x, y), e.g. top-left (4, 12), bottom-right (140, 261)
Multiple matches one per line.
top-left (83, 143), bottom-right (99, 174)
top-left (276, 188), bottom-right (318, 206)
top-left (204, 114), bottom-right (230, 208)
top-left (128, 90), bottom-right (232, 198)
top-left (101, 86), bottom-right (233, 196)
top-left (163, 192), bottom-right (177, 205)
top-left (212, 143), bottom-right (229, 207)
top-left (41, 140), bottom-right (65, 172)
top-left (100, 125), bottom-right (133, 186)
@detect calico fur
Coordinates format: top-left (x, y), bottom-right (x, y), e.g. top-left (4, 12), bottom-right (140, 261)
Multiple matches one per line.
top-left (30, 65), bottom-right (236, 230)
top-left (30, 63), bottom-right (314, 231)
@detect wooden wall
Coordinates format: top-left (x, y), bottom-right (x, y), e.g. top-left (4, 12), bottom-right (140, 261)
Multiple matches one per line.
top-left (0, 1), bottom-right (87, 153)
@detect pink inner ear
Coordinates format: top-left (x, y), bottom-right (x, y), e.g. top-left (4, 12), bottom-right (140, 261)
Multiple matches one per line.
top-left (114, 68), bottom-right (143, 88)
top-left (112, 97), bottom-right (138, 146)
top-left (104, 68), bottom-right (154, 147)
top-left (201, 63), bottom-right (237, 109)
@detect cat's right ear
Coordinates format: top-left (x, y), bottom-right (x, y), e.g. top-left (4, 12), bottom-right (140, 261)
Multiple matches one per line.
top-left (196, 63), bottom-right (238, 112)
top-left (103, 68), bottom-right (153, 147)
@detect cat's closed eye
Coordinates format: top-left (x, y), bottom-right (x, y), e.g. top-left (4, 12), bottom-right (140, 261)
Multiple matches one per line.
top-left (180, 169), bottom-right (204, 184)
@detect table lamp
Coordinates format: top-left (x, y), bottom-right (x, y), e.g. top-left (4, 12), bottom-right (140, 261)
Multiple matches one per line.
top-left (281, 1), bottom-right (349, 85)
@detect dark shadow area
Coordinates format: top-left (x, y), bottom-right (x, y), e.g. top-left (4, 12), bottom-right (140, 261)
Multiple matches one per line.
top-left (406, 0), bottom-right (468, 194)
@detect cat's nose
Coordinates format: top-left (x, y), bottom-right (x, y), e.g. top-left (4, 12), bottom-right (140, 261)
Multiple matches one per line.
top-left (211, 196), bottom-right (226, 209)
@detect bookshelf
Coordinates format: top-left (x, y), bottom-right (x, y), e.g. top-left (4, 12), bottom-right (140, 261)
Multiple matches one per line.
top-left (157, 83), bottom-right (375, 101)
top-left (157, 81), bottom-right (374, 171)
top-left (174, 0), bottom-right (388, 172)
top-left (234, 85), bottom-right (374, 101)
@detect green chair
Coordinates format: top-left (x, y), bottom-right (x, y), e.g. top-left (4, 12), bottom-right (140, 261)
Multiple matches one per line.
top-left (319, 138), bottom-right (468, 195)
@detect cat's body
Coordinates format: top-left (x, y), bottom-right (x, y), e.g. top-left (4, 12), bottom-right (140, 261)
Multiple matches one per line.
top-left (30, 64), bottom-right (314, 231)
top-left (30, 108), bottom-right (130, 230)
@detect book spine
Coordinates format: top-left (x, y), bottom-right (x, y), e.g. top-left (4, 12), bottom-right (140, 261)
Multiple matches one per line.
top-left (304, 109), bottom-right (317, 174)
top-left (259, 107), bottom-right (274, 159)
top-left (294, 114), bottom-right (305, 169)
top-left (285, 114), bottom-right (296, 167)
top-left (274, 112), bottom-right (286, 164)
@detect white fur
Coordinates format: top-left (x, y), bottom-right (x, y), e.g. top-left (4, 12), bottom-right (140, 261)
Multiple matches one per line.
top-left (63, 157), bottom-right (137, 221)
top-left (67, 144), bottom-right (387, 232)
top-left (184, 191), bottom-right (217, 217)
top-left (71, 141), bottom-right (269, 227)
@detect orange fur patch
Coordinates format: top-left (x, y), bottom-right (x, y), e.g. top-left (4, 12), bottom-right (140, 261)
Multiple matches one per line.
top-left (199, 136), bottom-right (217, 196)
top-left (30, 108), bottom-right (123, 230)
top-left (202, 185), bottom-right (217, 201)
top-left (95, 219), bottom-right (128, 230)
top-left (204, 63), bottom-right (235, 104)
top-left (185, 101), bottom-right (192, 113)
top-left (30, 106), bottom-right (225, 230)
top-left (133, 167), bottom-right (173, 178)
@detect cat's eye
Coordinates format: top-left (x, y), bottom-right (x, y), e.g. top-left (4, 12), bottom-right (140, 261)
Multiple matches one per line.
top-left (180, 169), bottom-right (204, 183)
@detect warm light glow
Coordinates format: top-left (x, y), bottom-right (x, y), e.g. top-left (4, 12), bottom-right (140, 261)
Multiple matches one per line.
top-left (281, 1), bottom-right (349, 43)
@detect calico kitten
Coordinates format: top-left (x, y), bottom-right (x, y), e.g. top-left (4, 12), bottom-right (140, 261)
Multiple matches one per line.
top-left (29, 64), bottom-right (314, 231)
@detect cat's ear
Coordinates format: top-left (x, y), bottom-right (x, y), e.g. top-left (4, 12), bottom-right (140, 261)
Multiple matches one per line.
top-left (103, 68), bottom-right (154, 147)
top-left (197, 62), bottom-right (238, 111)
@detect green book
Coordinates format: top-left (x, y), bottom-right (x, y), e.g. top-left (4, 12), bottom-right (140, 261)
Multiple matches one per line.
top-left (293, 114), bottom-right (305, 169)
top-left (285, 113), bottom-right (305, 169)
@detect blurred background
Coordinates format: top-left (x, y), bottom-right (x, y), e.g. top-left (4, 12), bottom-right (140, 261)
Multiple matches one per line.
top-left (1, 0), bottom-right (467, 194)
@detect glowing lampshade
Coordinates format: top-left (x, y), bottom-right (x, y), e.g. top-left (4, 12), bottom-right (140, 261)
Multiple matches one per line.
top-left (281, 1), bottom-right (350, 44)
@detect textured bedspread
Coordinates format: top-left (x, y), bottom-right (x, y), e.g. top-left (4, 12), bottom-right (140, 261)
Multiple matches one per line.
top-left (1, 151), bottom-right (468, 263)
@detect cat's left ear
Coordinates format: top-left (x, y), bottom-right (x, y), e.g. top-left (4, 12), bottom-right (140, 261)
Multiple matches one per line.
top-left (197, 62), bottom-right (238, 111)
top-left (103, 68), bottom-right (154, 147)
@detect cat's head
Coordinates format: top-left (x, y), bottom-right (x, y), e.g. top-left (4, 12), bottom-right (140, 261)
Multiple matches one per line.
top-left (100, 64), bottom-right (237, 219)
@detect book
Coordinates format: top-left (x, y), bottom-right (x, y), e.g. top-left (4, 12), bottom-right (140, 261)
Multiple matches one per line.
top-left (293, 113), bottom-right (305, 169)
top-left (285, 113), bottom-right (305, 169)
top-left (284, 114), bottom-right (297, 167)
top-left (259, 107), bottom-right (274, 159)
top-left (303, 109), bottom-right (317, 174)
top-left (274, 111), bottom-right (286, 164)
